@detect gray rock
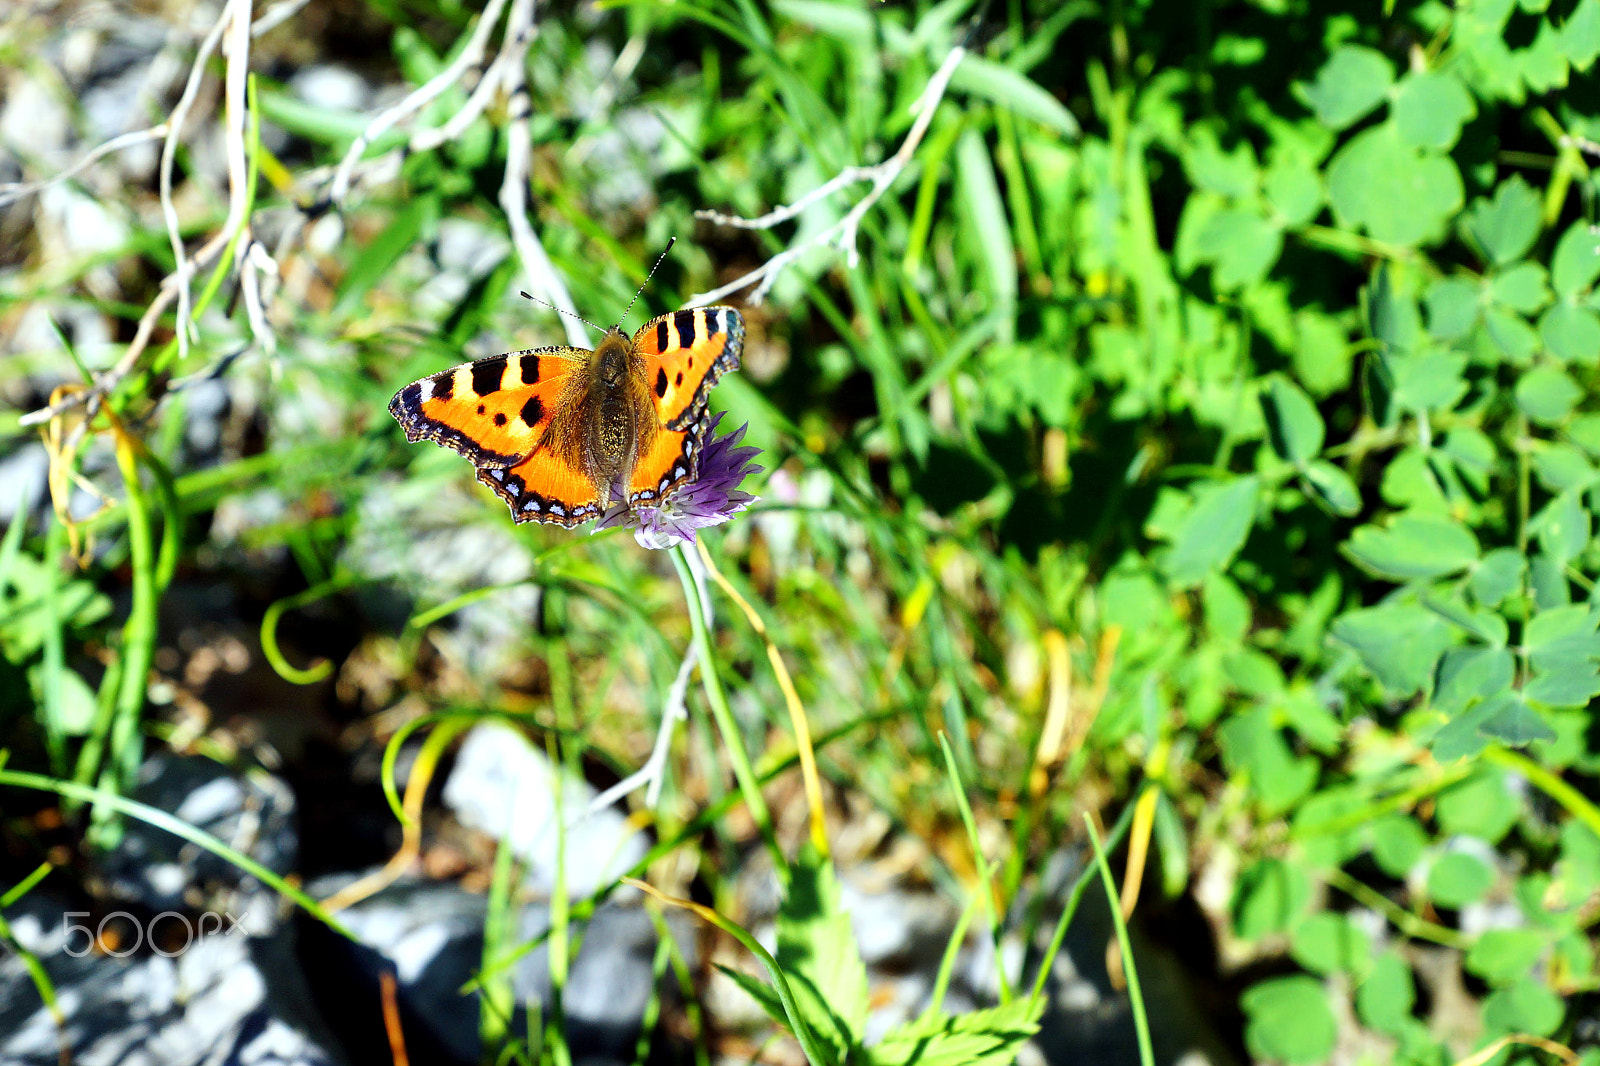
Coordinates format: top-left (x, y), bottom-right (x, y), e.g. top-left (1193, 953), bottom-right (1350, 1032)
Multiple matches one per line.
top-left (0, 892), bottom-right (340, 1066)
top-left (441, 721), bottom-right (650, 896)
top-left (0, 442), bottom-right (49, 526)
top-left (306, 873), bottom-right (687, 1065)
top-left (290, 66), bottom-right (370, 114)
top-left (100, 754), bottom-right (297, 933)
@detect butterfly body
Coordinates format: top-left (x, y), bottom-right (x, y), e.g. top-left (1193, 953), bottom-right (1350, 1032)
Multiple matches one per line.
top-left (390, 307), bottom-right (743, 526)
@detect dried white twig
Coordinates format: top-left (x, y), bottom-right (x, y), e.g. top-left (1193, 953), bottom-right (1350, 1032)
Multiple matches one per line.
top-left (580, 643), bottom-right (697, 821)
top-left (576, 545), bottom-right (717, 819)
top-left (0, 126), bottom-right (169, 209)
top-left (411, 0), bottom-right (534, 154)
top-left (501, 107), bottom-right (587, 347)
top-left (158, 3), bottom-right (234, 365)
top-left (491, 0), bottom-right (585, 348)
top-left (326, 0), bottom-right (510, 206)
top-left (688, 44), bottom-right (967, 306)
top-left (250, 0), bottom-right (312, 37)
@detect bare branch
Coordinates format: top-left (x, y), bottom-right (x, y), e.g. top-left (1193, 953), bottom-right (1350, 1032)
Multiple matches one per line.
top-left (688, 44), bottom-right (967, 307)
top-left (0, 126), bottom-right (169, 209)
top-left (326, 0), bottom-right (511, 206)
top-left (159, 4), bottom-right (233, 366)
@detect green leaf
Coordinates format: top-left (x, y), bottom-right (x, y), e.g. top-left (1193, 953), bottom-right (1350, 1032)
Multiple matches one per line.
top-left (1392, 69), bottom-right (1477, 148)
top-left (1423, 593), bottom-right (1509, 646)
top-left (1428, 852), bottom-right (1494, 907)
top-left (1425, 276), bottom-right (1483, 339)
top-left (1483, 306), bottom-right (1542, 362)
top-left (1262, 376), bottom-right (1325, 464)
top-left (1479, 694), bottom-right (1558, 746)
top-left (1433, 698), bottom-right (1500, 762)
top-left (950, 57), bottom-right (1079, 138)
top-left (867, 998), bottom-right (1044, 1066)
top-left (1369, 814), bottom-right (1429, 878)
top-left (1557, 820), bottom-right (1600, 900)
top-left (1192, 207), bottom-right (1283, 289)
top-left (1571, 413), bottom-right (1600, 455)
top-left (1530, 489), bottom-right (1591, 565)
top-left (1562, 0), bottom-right (1600, 67)
top-left (1242, 976), bottom-right (1337, 1064)
top-left (1437, 770), bottom-right (1518, 843)
top-left (1525, 662), bottom-right (1600, 707)
top-left (1532, 443), bottom-right (1598, 493)
top-left (1330, 603), bottom-right (1452, 696)
top-left (1184, 133), bottom-right (1259, 198)
top-left (956, 128), bottom-right (1017, 340)
top-left (1293, 310), bottom-right (1354, 395)
top-left (1434, 645), bottom-right (1515, 713)
top-left (1466, 929), bottom-right (1550, 985)
top-left (1516, 365), bottom-right (1583, 425)
top-left (1327, 123), bottom-right (1463, 246)
top-left (1388, 349), bottom-right (1469, 412)
top-left (1482, 978), bottom-right (1565, 1037)
top-left (1291, 913), bottom-right (1372, 976)
top-left (1263, 154), bottom-right (1323, 227)
top-left (26, 662), bottom-right (98, 735)
top-left (1552, 220), bottom-right (1600, 296)
top-left (772, 0), bottom-right (875, 40)
top-left (1470, 549), bottom-right (1526, 608)
top-left (1465, 176), bottom-right (1543, 265)
top-left (775, 851), bottom-right (869, 1059)
top-left (1540, 304), bottom-right (1600, 365)
top-left (1219, 708), bottom-right (1318, 815)
top-left (1204, 571), bottom-right (1251, 643)
top-left (1344, 512), bottom-right (1480, 580)
top-left (1356, 951), bottom-right (1416, 1035)
top-left (1519, 18), bottom-right (1570, 92)
top-left (1490, 262), bottom-right (1552, 313)
top-left (1525, 602), bottom-right (1598, 651)
top-left (1156, 476), bottom-right (1260, 587)
top-left (1299, 45), bottom-right (1395, 129)
top-left (1303, 461), bottom-right (1362, 516)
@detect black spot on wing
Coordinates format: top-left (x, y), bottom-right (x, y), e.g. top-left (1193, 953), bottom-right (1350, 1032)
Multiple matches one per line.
top-left (675, 371), bottom-right (683, 386)
top-left (494, 412), bottom-right (507, 426)
top-left (656, 319), bottom-right (669, 352)
top-left (431, 372), bottom-right (454, 401)
top-left (674, 309), bottom-right (697, 347)
top-left (655, 367), bottom-right (668, 398)
top-left (519, 354), bottom-right (540, 385)
top-left (520, 395), bottom-right (545, 427)
top-left (471, 356), bottom-right (507, 397)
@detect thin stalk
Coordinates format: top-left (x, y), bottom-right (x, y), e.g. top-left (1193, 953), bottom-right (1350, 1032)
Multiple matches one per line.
top-left (671, 543), bottom-right (781, 869)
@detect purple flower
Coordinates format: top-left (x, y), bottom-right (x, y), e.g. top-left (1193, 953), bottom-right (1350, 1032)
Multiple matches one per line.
top-left (597, 414), bottom-right (762, 549)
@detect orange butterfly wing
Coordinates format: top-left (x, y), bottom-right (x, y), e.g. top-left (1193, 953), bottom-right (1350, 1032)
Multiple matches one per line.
top-left (388, 347), bottom-right (579, 468)
top-left (627, 306), bottom-right (743, 503)
top-left (389, 346), bottom-right (601, 525)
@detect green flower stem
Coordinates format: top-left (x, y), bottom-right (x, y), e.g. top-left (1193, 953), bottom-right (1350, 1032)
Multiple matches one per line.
top-left (1484, 746), bottom-right (1600, 841)
top-left (0, 768), bottom-right (354, 939)
top-left (1325, 867), bottom-right (1468, 949)
top-left (671, 543), bottom-right (780, 868)
top-left (103, 436), bottom-right (159, 815)
top-left (1086, 815), bottom-right (1154, 1066)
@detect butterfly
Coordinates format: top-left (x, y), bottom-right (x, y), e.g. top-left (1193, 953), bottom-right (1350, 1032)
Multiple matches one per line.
top-left (389, 305), bottom-right (743, 526)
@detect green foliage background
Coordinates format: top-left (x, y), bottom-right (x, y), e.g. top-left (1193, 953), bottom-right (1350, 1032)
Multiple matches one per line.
top-left (4, 0), bottom-right (1600, 1062)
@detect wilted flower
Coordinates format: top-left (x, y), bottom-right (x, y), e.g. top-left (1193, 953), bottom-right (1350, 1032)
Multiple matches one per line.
top-left (597, 414), bottom-right (761, 549)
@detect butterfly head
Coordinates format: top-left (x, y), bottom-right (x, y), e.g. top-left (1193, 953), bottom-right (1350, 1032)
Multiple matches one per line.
top-left (593, 330), bottom-right (634, 388)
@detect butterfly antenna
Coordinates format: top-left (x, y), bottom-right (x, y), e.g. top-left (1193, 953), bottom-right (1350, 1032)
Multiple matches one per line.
top-left (518, 291), bottom-right (605, 334)
top-left (616, 236), bottom-right (676, 328)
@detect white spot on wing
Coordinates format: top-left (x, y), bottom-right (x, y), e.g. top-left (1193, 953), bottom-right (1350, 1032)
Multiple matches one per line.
top-left (417, 380), bottom-right (433, 402)
top-left (550, 503), bottom-right (565, 517)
